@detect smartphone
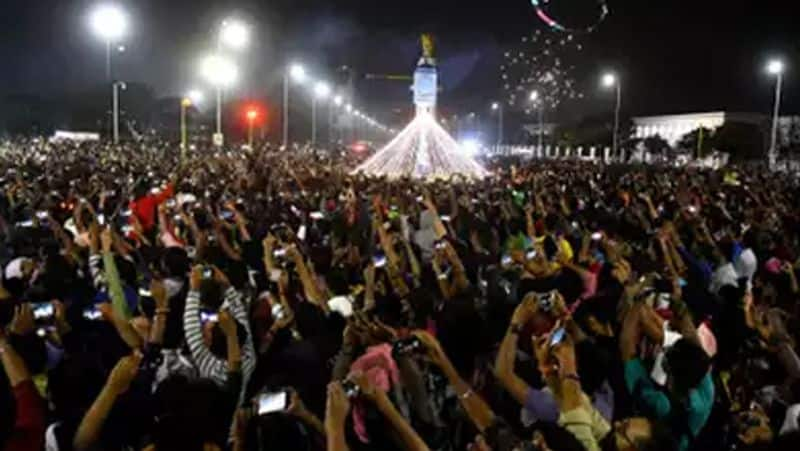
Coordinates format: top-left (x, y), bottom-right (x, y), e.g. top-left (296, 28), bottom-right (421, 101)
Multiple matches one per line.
top-left (373, 254), bottom-right (387, 268)
top-left (526, 249), bottom-right (538, 261)
top-left (501, 255), bottom-right (513, 266)
top-left (440, 215), bottom-right (451, 222)
top-left (97, 214), bottom-right (106, 226)
top-left (220, 211), bottom-right (235, 221)
top-left (200, 311), bottom-right (219, 324)
top-left (83, 306), bottom-right (103, 321)
top-left (273, 248), bottom-right (287, 258)
top-left (32, 302), bottom-right (55, 320)
top-left (549, 327), bottom-right (566, 347)
top-left (138, 287), bottom-right (152, 298)
top-left (591, 232), bottom-right (603, 241)
top-left (687, 205), bottom-right (698, 214)
top-left (434, 240), bottom-right (447, 250)
top-left (16, 220), bottom-right (35, 228)
top-left (271, 304), bottom-right (285, 320)
top-left (36, 210), bottom-right (49, 220)
top-left (310, 211), bottom-right (324, 220)
top-left (257, 391), bottom-right (288, 415)
top-left (202, 266), bottom-right (214, 279)
top-left (392, 337), bottom-right (424, 356)
top-left (165, 199), bottom-right (176, 208)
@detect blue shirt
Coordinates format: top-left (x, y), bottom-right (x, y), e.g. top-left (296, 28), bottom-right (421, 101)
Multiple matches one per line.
top-left (624, 359), bottom-right (714, 451)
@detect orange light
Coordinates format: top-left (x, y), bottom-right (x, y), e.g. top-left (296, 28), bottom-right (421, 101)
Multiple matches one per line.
top-left (247, 110), bottom-right (258, 121)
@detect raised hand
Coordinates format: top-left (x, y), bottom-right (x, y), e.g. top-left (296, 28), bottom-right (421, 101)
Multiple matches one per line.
top-left (107, 352), bottom-right (143, 395)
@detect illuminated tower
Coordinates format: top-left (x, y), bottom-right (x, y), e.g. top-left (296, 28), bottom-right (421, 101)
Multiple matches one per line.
top-left (354, 35), bottom-right (487, 179)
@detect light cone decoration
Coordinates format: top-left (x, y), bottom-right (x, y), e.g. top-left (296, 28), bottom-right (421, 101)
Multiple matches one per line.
top-left (355, 113), bottom-right (488, 179)
top-left (354, 34), bottom-right (487, 180)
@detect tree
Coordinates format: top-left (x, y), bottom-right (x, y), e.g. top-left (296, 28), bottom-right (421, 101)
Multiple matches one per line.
top-left (677, 127), bottom-right (714, 158)
top-left (712, 122), bottom-right (765, 161)
top-left (642, 134), bottom-right (671, 158)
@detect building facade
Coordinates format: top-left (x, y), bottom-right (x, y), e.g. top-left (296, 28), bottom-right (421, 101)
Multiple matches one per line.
top-left (633, 112), bottom-right (768, 146)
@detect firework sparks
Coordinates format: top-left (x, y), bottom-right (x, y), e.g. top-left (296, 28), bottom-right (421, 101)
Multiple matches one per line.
top-left (500, 29), bottom-right (584, 113)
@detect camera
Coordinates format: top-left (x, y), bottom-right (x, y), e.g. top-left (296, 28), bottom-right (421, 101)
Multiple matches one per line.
top-left (538, 291), bottom-right (557, 312)
top-left (392, 337), bottom-right (424, 356)
top-left (341, 380), bottom-right (361, 399)
top-left (373, 253), bottom-right (387, 268)
top-left (202, 266), bottom-right (214, 279)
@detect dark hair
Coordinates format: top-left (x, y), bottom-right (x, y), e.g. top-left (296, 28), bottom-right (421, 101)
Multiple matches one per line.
top-left (152, 375), bottom-right (231, 450)
top-left (209, 319), bottom-right (248, 359)
top-left (244, 414), bottom-right (314, 451)
top-left (665, 338), bottom-right (710, 395)
top-left (638, 419), bottom-right (679, 451)
top-left (161, 247), bottom-right (190, 279)
top-left (199, 279), bottom-right (224, 310)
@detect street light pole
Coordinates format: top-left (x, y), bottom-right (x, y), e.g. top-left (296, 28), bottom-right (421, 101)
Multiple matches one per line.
top-left (537, 106), bottom-right (544, 151)
top-left (216, 87), bottom-right (223, 138)
top-left (282, 73), bottom-right (289, 148)
top-left (613, 81), bottom-right (622, 161)
top-left (248, 117), bottom-right (255, 148)
top-left (769, 68), bottom-right (784, 170)
top-left (180, 98), bottom-right (191, 153)
top-left (112, 81), bottom-right (125, 144)
top-left (106, 40), bottom-right (112, 81)
top-left (311, 97), bottom-right (317, 145)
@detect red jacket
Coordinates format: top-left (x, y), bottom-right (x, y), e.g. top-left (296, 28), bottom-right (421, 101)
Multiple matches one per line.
top-left (129, 183), bottom-right (174, 232)
top-left (4, 380), bottom-right (45, 451)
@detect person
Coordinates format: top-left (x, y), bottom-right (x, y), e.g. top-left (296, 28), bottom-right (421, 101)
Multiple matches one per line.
top-left (1, 137), bottom-right (800, 451)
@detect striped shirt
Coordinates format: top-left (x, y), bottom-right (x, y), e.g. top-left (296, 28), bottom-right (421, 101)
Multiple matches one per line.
top-left (184, 287), bottom-right (256, 404)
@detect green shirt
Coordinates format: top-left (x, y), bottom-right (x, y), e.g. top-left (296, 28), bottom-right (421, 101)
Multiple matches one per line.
top-left (624, 359), bottom-right (714, 451)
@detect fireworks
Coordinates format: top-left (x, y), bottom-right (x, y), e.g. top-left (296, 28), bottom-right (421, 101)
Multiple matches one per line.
top-left (500, 29), bottom-right (584, 113)
top-left (354, 113), bottom-right (487, 180)
top-left (530, 0), bottom-right (609, 34)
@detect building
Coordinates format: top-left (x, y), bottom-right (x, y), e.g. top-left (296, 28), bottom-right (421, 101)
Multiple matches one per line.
top-left (633, 112), bottom-right (768, 146)
top-left (778, 116), bottom-right (800, 149)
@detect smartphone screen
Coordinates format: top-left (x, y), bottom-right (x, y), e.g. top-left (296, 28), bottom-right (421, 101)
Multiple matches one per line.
top-left (32, 302), bottom-right (54, 320)
top-left (549, 327), bottom-right (566, 347)
top-left (200, 311), bottom-right (219, 324)
top-left (373, 254), bottom-right (387, 268)
top-left (83, 306), bottom-right (103, 321)
top-left (257, 391), bottom-right (288, 415)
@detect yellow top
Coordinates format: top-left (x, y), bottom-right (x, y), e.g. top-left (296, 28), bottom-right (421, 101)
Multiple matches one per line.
top-left (421, 34), bottom-right (435, 58)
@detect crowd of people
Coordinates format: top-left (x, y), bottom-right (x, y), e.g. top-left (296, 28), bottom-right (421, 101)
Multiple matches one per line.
top-left (1, 136), bottom-right (800, 451)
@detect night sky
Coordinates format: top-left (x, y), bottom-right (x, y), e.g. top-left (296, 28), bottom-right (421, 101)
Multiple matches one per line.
top-left (1, 0), bottom-right (798, 126)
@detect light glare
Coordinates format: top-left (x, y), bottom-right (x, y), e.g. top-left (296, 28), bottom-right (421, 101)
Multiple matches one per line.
top-left (289, 64), bottom-right (306, 83)
top-left (90, 4), bottom-right (128, 41)
top-left (220, 20), bottom-right (249, 50)
top-left (200, 54), bottom-right (238, 87)
top-left (602, 73), bottom-right (617, 87)
top-left (314, 81), bottom-right (331, 99)
top-left (767, 59), bottom-right (785, 75)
